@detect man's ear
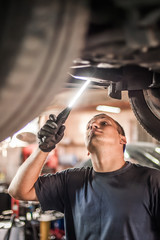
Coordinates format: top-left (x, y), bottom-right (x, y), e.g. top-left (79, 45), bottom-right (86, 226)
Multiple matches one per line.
top-left (120, 135), bottom-right (127, 145)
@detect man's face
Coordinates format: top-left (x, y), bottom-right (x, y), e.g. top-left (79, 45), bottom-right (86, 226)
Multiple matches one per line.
top-left (85, 114), bottom-right (122, 151)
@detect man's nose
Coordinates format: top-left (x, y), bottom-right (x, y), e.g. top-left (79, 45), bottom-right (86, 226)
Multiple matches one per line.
top-left (91, 122), bottom-right (99, 129)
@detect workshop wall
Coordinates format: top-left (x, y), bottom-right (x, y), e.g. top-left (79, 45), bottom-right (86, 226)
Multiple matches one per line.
top-left (0, 108), bottom-right (156, 182)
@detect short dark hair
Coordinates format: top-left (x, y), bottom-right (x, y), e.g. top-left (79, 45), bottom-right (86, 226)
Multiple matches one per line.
top-left (114, 120), bottom-right (126, 152)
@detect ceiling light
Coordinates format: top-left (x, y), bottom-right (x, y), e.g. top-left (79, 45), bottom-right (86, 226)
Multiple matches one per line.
top-left (155, 147), bottom-right (160, 154)
top-left (12, 118), bottom-right (39, 145)
top-left (124, 151), bottom-right (130, 159)
top-left (144, 153), bottom-right (160, 165)
top-left (96, 105), bottom-right (121, 113)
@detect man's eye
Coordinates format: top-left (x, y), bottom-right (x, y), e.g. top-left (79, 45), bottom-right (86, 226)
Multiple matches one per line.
top-left (101, 121), bottom-right (108, 125)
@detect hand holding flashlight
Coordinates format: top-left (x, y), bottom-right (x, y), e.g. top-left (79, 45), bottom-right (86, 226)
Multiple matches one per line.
top-left (38, 108), bottom-right (71, 152)
top-left (38, 114), bottom-right (66, 152)
top-left (38, 79), bottom-right (91, 152)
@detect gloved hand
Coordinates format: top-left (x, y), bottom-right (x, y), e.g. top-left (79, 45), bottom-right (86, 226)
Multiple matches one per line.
top-left (38, 114), bottom-right (65, 152)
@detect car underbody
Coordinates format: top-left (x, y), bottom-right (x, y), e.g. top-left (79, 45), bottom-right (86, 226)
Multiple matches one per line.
top-left (0, 0), bottom-right (160, 141)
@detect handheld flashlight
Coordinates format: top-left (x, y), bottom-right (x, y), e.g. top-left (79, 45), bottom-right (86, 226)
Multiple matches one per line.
top-left (56, 79), bottom-right (91, 124)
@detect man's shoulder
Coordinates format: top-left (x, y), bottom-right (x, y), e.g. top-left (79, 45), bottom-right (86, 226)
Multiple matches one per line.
top-left (62, 166), bottom-right (93, 183)
top-left (130, 162), bottom-right (160, 180)
top-left (131, 162), bottom-right (160, 172)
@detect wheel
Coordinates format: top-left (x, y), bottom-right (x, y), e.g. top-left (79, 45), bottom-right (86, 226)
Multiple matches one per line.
top-left (128, 88), bottom-right (160, 141)
top-left (0, 0), bottom-right (89, 141)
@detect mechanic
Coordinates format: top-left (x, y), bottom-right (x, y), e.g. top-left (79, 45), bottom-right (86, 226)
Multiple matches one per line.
top-left (8, 113), bottom-right (160, 240)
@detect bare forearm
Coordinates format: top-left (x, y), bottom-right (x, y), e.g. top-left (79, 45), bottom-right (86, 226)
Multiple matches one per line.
top-left (8, 148), bottom-right (49, 201)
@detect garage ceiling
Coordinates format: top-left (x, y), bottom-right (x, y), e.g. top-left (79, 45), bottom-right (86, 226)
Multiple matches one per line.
top-left (43, 87), bottom-right (130, 114)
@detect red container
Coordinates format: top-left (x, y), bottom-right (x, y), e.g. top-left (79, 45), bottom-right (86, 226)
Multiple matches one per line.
top-left (11, 198), bottom-right (19, 218)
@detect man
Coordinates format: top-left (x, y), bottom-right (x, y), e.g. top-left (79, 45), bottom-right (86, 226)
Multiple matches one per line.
top-left (8, 113), bottom-right (160, 240)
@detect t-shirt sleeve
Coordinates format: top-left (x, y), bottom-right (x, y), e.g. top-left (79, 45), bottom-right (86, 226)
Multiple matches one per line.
top-left (149, 169), bottom-right (160, 229)
top-left (34, 171), bottom-right (66, 213)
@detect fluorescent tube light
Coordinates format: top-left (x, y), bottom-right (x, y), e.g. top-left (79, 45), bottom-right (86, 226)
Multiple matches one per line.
top-left (144, 153), bottom-right (160, 165)
top-left (96, 105), bottom-right (121, 113)
top-left (155, 147), bottom-right (160, 154)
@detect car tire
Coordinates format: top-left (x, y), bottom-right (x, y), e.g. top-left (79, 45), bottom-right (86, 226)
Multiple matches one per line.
top-left (128, 88), bottom-right (160, 141)
top-left (0, 0), bottom-right (89, 141)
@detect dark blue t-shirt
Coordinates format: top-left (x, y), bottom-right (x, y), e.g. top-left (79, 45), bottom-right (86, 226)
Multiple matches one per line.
top-left (35, 162), bottom-right (160, 240)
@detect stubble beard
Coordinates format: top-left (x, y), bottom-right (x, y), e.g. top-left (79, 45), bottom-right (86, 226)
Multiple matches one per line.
top-left (86, 134), bottom-right (103, 153)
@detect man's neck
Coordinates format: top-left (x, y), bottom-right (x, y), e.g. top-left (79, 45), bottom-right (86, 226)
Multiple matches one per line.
top-left (90, 147), bottom-right (126, 172)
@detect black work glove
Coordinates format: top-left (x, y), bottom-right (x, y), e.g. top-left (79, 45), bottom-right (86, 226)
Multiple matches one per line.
top-left (38, 114), bottom-right (65, 152)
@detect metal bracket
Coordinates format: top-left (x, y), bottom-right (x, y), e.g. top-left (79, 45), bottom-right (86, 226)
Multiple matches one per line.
top-left (70, 65), bottom-right (160, 100)
top-left (149, 72), bottom-right (160, 88)
top-left (108, 82), bottom-right (122, 99)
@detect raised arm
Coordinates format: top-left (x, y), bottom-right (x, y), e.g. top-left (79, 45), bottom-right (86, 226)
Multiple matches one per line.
top-left (8, 149), bottom-right (48, 201)
top-left (8, 114), bottom-right (65, 201)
